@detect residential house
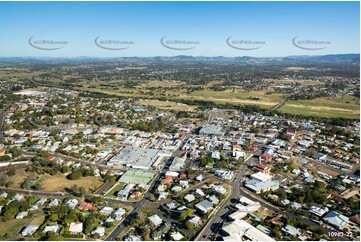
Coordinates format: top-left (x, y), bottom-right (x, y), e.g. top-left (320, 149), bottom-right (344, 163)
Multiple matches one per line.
top-left (78, 202), bottom-right (98, 211)
top-left (189, 215), bottom-right (202, 226)
top-left (65, 199), bottom-right (78, 209)
top-left (281, 225), bottom-right (302, 236)
top-left (152, 223), bottom-right (171, 240)
top-left (171, 231), bottom-right (184, 241)
top-left (113, 208), bottom-right (126, 220)
top-left (148, 214), bottom-right (163, 227)
top-left (322, 211), bottom-right (350, 229)
top-left (91, 227), bottom-right (105, 237)
top-left (43, 225), bottom-right (60, 234)
top-left (48, 199), bottom-right (59, 207)
top-left (195, 200), bottom-right (213, 213)
top-left (69, 222), bottom-right (83, 234)
top-left (184, 194), bottom-right (195, 203)
top-left (16, 211), bottom-right (28, 219)
top-left (21, 225), bottom-right (39, 236)
top-left (99, 207), bottom-right (113, 216)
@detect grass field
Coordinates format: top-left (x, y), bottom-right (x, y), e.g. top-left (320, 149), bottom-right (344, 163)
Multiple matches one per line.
top-left (186, 89), bottom-right (285, 107)
top-left (105, 183), bottom-right (125, 198)
top-left (78, 82), bottom-right (286, 108)
top-left (6, 169), bottom-right (104, 193)
top-left (28, 212), bottom-right (46, 226)
top-left (40, 174), bottom-right (104, 192)
top-left (0, 217), bottom-right (32, 239)
top-left (280, 95), bottom-right (360, 119)
top-left (70, 80), bottom-right (360, 119)
top-left (137, 80), bottom-right (185, 88)
top-left (7, 168), bottom-right (29, 188)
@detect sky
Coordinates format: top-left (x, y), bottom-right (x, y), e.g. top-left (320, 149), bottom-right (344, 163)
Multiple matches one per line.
top-left (0, 1), bottom-right (359, 57)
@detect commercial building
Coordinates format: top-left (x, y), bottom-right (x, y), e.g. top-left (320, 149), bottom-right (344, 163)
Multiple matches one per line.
top-left (222, 219), bottom-right (275, 241)
top-left (245, 172), bottom-right (279, 194)
top-left (199, 125), bottom-right (225, 136)
top-left (108, 147), bottom-right (171, 169)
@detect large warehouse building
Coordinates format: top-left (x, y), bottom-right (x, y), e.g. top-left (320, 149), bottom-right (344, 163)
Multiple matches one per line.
top-left (108, 147), bottom-right (171, 169)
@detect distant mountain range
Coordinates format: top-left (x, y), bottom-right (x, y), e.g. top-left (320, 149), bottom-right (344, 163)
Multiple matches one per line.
top-left (0, 54), bottom-right (359, 64)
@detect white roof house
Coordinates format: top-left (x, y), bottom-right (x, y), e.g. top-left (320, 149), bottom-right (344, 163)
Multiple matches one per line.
top-left (43, 225), bottom-right (60, 234)
top-left (21, 225), bottom-right (39, 236)
top-left (113, 208), bottom-right (126, 220)
top-left (91, 226), bottom-right (105, 237)
top-left (16, 211), bottom-right (28, 219)
top-left (184, 194), bottom-right (195, 203)
top-left (229, 211), bottom-right (248, 221)
top-left (207, 195), bottom-right (219, 205)
top-left (48, 198), bottom-right (60, 207)
top-left (65, 199), bottom-right (78, 209)
top-left (69, 222), bottom-right (83, 234)
top-left (171, 186), bottom-right (182, 193)
top-left (250, 172), bottom-right (272, 182)
top-left (195, 200), bottom-right (213, 213)
top-left (13, 194), bottom-right (24, 201)
top-left (189, 215), bottom-right (201, 225)
top-left (99, 206), bottom-right (114, 215)
top-left (195, 189), bottom-right (205, 197)
top-left (309, 206), bottom-right (329, 217)
top-left (171, 231), bottom-right (184, 241)
top-left (222, 219), bottom-right (275, 241)
top-left (322, 211), bottom-right (350, 229)
top-left (148, 214), bottom-right (163, 227)
top-left (282, 225), bottom-right (302, 236)
top-left (35, 198), bottom-right (48, 206)
top-left (211, 185), bottom-right (227, 195)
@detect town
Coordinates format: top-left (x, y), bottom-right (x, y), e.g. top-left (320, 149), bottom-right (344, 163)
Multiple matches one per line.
top-left (0, 71), bottom-right (359, 241)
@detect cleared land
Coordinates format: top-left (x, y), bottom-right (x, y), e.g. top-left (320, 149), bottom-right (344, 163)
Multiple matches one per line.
top-left (77, 81), bottom-right (285, 108)
top-left (7, 168), bottom-right (104, 193)
top-left (0, 218), bottom-right (32, 239)
top-left (40, 174), bottom-right (104, 192)
top-left (280, 95), bottom-right (360, 119)
top-left (46, 79), bottom-right (359, 119)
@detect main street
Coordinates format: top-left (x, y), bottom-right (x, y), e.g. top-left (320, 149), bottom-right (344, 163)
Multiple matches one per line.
top-left (0, 105), bottom-right (10, 142)
top-left (195, 153), bottom-right (257, 240)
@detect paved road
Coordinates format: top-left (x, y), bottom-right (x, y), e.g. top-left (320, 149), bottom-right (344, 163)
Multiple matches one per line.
top-left (271, 97), bottom-right (289, 111)
top-left (0, 105), bottom-right (10, 142)
top-left (195, 154), bottom-right (255, 240)
top-left (196, 152), bottom-right (351, 241)
top-left (238, 188), bottom-right (350, 241)
top-left (105, 172), bottom-right (161, 241)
